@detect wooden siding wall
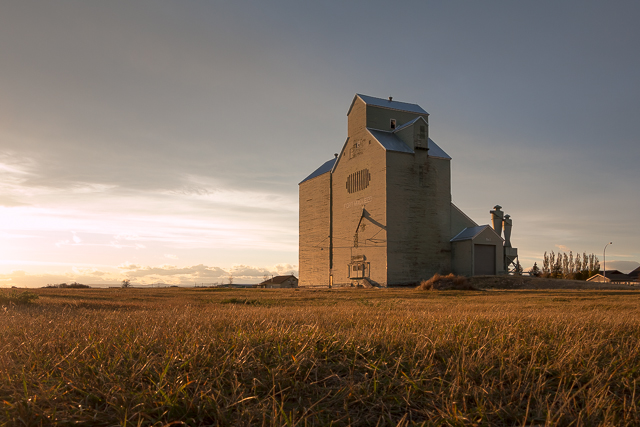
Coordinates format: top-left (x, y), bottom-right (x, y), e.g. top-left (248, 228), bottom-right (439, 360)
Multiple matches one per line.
top-left (386, 153), bottom-right (452, 284)
top-left (332, 110), bottom-right (388, 287)
top-left (298, 173), bottom-right (331, 287)
top-left (451, 206), bottom-right (478, 239)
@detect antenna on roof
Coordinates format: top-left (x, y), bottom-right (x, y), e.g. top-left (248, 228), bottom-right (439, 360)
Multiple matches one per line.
top-left (388, 96), bottom-right (393, 101)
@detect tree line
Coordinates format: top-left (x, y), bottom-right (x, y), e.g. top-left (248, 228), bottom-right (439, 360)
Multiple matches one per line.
top-left (43, 282), bottom-right (90, 289)
top-left (530, 251), bottom-right (600, 280)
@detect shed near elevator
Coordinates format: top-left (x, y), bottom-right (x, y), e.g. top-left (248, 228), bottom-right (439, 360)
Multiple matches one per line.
top-left (450, 225), bottom-right (504, 276)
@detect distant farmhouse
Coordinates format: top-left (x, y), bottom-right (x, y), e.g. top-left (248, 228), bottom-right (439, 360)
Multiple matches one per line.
top-left (299, 94), bottom-right (518, 287)
top-left (258, 275), bottom-right (299, 288)
top-left (587, 270), bottom-right (638, 285)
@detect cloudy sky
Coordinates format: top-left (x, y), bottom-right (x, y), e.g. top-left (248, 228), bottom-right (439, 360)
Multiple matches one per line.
top-left (1, 1), bottom-right (638, 287)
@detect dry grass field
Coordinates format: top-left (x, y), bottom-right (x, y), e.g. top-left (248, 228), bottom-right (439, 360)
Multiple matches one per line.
top-left (2, 284), bottom-right (640, 426)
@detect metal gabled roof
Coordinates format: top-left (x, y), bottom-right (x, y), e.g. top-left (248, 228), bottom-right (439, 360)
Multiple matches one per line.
top-left (299, 158), bottom-right (336, 184)
top-left (393, 116), bottom-right (427, 132)
top-left (450, 225), bottom-right (502, 242)
top-left (348, 94), bottom-right (428, 116)
top-left (426, 138), bottom-right (451, 159)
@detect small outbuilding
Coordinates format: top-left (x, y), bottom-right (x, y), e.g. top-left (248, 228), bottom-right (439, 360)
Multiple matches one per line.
top-left (258, 275), bottom-right (299, 288)
top-left (450, 225), bottom-right (504, 276)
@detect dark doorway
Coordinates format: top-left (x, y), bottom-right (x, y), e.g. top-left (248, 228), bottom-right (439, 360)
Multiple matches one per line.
top-left (474, 244), bottom-right (496, 275)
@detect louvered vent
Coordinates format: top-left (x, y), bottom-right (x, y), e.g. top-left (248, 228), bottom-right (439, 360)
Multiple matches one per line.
top-left (346, 169), bottom-right (371, 194)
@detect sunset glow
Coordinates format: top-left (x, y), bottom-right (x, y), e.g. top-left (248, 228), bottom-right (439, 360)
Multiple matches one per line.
top-left (2, 1), bottom-right (638, 286)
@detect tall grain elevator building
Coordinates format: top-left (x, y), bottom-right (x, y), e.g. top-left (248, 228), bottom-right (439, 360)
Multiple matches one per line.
top-left (299, 94), bottom-right (517, 287)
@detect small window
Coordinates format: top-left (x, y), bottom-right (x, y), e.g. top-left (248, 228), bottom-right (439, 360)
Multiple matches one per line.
top-left (390, 119), bottom-right (396, 130)
top-left (419, 125), bottom-right (426, 139)
top-left (349, 261), bottom-right (369, 279)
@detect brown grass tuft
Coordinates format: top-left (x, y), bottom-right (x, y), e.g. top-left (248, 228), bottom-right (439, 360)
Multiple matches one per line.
top-left (417, 273), bottom-right (477, 291)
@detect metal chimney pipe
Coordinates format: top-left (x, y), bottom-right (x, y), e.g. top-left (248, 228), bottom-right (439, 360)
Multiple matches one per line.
top-left (503, 214), bottom-right (512, 248)
top-left (490, 205), bottom-right (504, 238)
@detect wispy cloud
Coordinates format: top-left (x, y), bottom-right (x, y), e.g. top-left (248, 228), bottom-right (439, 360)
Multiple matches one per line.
top-left (2, 261), bottom-right (299, 288)
top-left (122, 264), bottom-right (228, 279)
top-left (118, 262), bottom-right (141, 270)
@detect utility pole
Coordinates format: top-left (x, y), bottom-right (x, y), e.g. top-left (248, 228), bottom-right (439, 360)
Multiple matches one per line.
top-left (604, 242), bottom-right (612, 281)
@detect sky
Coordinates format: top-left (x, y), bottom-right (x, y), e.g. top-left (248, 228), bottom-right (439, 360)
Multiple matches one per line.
top-left (1, 0), bottom-right (639, 287)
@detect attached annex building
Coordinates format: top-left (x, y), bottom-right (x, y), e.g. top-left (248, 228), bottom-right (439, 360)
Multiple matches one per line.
top-left (299, 94), bottom-right (518, 287)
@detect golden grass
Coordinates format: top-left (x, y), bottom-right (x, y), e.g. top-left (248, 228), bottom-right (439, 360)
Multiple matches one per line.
top-left (1, 287), bottom-right (640, 425)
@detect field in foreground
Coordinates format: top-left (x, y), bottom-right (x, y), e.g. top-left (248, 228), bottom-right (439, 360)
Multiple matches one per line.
top-left (2, 287), bottom-right (640, 426)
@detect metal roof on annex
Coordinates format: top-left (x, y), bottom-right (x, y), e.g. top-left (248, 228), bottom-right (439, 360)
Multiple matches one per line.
top-left (299, 158), bottom-right (336, 184)
top-left (367, 129), bottom-right (414, 153)
top-left (367, 128), bottom-right (452, 159)
top-left (348, 94), bottom-right (428, 115)
top-left (450, 225), bottom-right (500, 242)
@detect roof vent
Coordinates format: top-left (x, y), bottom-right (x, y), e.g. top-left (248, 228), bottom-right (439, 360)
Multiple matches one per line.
top-left (388, 97), bottom-right (393, 101)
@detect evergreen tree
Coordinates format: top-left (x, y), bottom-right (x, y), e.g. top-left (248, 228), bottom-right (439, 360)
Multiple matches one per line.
top-left (530, 262), bottom-right (541, 277)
